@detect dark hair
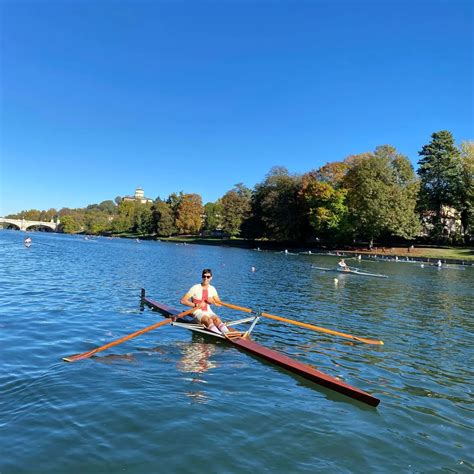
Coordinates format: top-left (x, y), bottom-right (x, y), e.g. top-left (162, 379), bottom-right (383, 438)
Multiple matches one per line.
top-left (202, 268), bottom-right (213, 276)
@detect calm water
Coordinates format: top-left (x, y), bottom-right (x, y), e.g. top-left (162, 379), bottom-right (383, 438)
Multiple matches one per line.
top-left (0, 230), bottom-right (472, 473)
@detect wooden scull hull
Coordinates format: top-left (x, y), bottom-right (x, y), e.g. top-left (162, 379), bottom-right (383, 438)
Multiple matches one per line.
top-left (141, 293), bottom-right (380, 407)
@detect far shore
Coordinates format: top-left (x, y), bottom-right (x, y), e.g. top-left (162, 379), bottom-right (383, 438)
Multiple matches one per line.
top-left (128, 234), bottom-right (474, 264)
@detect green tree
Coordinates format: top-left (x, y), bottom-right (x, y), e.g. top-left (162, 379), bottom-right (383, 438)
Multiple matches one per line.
top-left (84, 209), bottom-right (110, 234)
top-left (252, 167), bottom-right (304, 241)
top-left (153, 199), bottom-right (176, 236)
top-left (112, 200), bottom-right (136, 233)
top-left (98, 200), bottom-right (117, 215)
top-left (59, 214), bottom-right (84, 234)
top-left (203, 201), bottom-right (223, 233)
top-left (220, 183), bottom-right (252, 237)
top-left (418, 131), bottom-right (462, 239)
top-left (459, 141), bottom-right (474, 240)
top-left (135, 204), bottom-right (153, 234)
top-left (345, 146), bottom-right (420, 244)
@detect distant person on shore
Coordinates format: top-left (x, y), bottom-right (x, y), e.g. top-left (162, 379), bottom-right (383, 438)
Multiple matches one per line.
top-left (180, 269), bottom-right (230, 335)
top-left (338, 258), bottom-right (350, 272)
top-left (24, 236), bottom-right (32, 247)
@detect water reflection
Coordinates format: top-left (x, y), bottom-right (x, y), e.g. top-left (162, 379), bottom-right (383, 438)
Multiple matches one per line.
top-left (177, 342), bottom-right (217, 374)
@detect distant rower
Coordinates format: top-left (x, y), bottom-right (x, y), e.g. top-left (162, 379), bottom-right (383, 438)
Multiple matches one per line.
top-left (338, 258), bottom-right (350, 272)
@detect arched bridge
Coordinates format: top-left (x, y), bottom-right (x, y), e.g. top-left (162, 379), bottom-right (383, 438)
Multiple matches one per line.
top-left (0, 217), bottom-right (59, 231)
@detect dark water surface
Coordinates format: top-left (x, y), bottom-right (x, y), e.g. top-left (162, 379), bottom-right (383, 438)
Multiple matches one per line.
top-left (1, 230), bottom-right (472, 473)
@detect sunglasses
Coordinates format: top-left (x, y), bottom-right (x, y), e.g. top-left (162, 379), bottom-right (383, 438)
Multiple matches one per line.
top-left (202, 275), bottom-right (212, 279)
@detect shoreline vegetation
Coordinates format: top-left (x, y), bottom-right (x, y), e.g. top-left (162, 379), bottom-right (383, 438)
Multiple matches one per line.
top-left (114, 232), bottom-right (474, 263)
top-left (5, 132), bottom-right (473, 253)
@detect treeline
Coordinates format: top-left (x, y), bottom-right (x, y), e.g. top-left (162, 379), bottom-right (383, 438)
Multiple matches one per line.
top-left (8, 131), bottom-right (474, 245)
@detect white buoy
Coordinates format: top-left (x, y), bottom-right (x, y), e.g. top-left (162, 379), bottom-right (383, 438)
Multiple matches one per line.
top-left (334, 278), bottom-right (339, 286)
top-left (420, 264), bottom-right (424, 268)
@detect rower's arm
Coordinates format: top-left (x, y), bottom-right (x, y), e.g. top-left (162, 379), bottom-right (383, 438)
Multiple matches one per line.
top-left (180, 293), bottom-right (195, 308)
top-left (209, 294), bottom-right (223, 307)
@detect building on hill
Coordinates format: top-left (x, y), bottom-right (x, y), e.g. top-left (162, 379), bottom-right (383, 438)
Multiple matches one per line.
top-left (122, 187), bottom-right (153, 205)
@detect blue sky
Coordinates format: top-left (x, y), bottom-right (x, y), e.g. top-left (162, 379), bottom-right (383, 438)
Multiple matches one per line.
top-left (1, 0), bottom-right (472, 216)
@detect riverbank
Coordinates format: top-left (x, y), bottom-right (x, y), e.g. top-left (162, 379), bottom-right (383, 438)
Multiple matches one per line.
top-left (146, 235), bottom-right (474, 264)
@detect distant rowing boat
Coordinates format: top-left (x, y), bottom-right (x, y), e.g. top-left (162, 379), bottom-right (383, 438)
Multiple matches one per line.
top-left (311, 266), bottom-right (388, 279)
top-left (140, 289), bottom-right (380, 407)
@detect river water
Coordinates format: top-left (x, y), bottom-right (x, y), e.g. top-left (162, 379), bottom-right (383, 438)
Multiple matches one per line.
top-left (0, 230), bottom-right (472, 473)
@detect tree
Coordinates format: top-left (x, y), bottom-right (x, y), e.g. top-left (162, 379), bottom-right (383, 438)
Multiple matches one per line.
top-left (459, 141), bottom-right (474, 240)
top-left (418, 131), bottom-right (462, 239)
top-left (135, 205), bottom-right (154, 234)
top-left (175, 193), bottom-right (203, 234)
top-left (203, 201), bottom-right (223, 233)
top-left (112, 200), bottom-right (136, 233)
top-left (58, 215), bottom-right (84, 234)
top-left (98, 200), bottom-right (117, 215)
top-left (153, 199), bottom-right (176, 236)
top-left (220, 183), bottom-right (252, 237)
top-left (344, 146), bottom-right (420, 244)
top-left (252, 167), bottom-right (304, 241)
top-left (84, 209), bottom-right (110, 234)
top-left (315, 161), bottom-right (350, 186)
top-left (299, 172), bottom-right (348, 239)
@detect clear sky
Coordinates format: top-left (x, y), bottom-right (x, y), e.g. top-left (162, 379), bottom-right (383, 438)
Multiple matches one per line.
top-left (1, 0), bottom-right (472, 216)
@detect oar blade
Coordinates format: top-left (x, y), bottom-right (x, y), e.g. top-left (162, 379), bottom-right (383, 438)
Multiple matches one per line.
top-left (63, 352), bottom-right (95, 363)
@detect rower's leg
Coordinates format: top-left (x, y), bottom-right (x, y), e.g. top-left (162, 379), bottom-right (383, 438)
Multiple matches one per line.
top-left (201, 315), bottom-right (221, 334)
top-left (212, 316), bottom-right (229, 334)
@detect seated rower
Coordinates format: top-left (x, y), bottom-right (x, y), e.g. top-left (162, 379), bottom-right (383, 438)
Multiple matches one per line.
top-left (180, 268), bottom-right (230, 335)
top-left (338, 258), bottom-right (350, 272)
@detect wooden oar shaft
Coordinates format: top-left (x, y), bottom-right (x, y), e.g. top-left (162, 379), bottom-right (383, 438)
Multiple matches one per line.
top-left (220, 302), bottom-right (383, 345)
top-left (63, 307), bottom-right (195, 362)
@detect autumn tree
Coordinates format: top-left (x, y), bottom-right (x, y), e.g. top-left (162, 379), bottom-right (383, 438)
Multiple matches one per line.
top-left (175, 193), bottom-right (203, 234)
top-left (299, 171), bottom-right (348, 239)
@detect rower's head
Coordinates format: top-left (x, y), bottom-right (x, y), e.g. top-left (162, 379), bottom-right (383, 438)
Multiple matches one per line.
top-left (201, 269), bottom-right (213, 282)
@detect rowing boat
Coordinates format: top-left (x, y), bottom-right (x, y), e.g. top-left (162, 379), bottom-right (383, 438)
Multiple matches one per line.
top-left (311, 266), bottom-right (388, 278)
top-left (140, 289), bottom-right (380, 407)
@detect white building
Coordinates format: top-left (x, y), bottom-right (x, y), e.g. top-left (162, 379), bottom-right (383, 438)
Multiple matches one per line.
top-left (122, 187), bottom-right (153, 204)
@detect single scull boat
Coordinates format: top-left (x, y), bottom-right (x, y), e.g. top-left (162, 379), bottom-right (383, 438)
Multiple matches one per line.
top-left (311, 266), bottom-right (388, 278)
top-left (140, 289), bottom-right (380, 407)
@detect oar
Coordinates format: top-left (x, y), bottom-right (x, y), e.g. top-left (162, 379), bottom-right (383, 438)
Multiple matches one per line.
top-left (63, 307), bottom-right (195, 362)
top-left (219, 302), bottom-right (384, 345)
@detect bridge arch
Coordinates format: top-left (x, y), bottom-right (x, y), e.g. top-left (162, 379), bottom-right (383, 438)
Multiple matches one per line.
top-left (0, 217), bottom-right (59, 232)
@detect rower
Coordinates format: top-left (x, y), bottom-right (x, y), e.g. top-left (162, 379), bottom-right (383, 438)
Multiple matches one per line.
top-left (338, 258), bottom-right (350, 272)
top-left (180, 268), bottom-right (230, 335)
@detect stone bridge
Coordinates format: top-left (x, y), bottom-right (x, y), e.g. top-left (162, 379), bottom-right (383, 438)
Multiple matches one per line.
top-left (0, 217), bottom-right (59, 231)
